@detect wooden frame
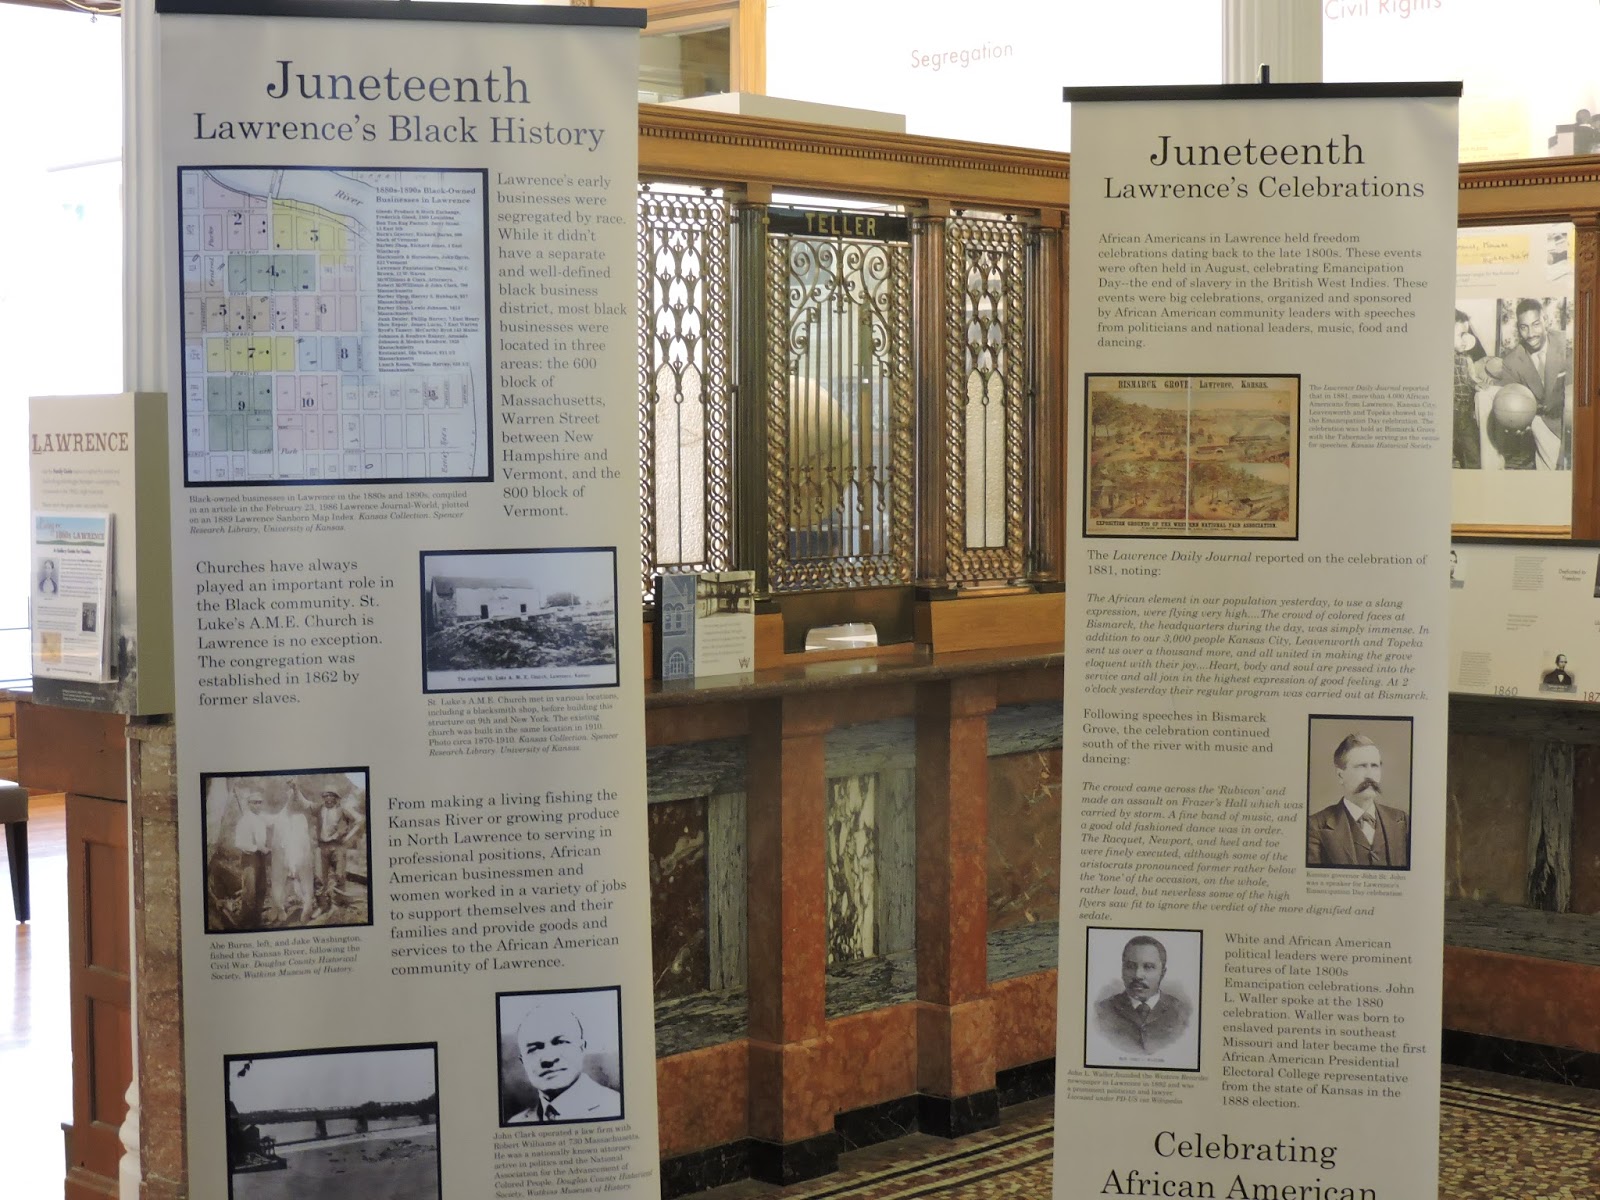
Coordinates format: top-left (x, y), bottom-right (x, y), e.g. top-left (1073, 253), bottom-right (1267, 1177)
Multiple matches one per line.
top-left (1458, 157), bottom-right (1600, 539)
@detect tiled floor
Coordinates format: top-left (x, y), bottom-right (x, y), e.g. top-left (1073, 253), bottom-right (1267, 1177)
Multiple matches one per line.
top-left (695, 1067), bottom-right (1600, 1198)
top-left (0, 792), bottom-right (73, 1197)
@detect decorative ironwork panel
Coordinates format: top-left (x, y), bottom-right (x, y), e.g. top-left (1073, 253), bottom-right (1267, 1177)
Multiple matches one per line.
top-left (944, 214), bottom-right (1028, 584)
top-left (765, 212), bottom-right (914, 591)
top-left (637, 184), bottom-right (734, 603)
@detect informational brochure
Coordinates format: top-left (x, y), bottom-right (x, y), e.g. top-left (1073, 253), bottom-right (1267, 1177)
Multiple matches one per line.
top-left (656, 570), bottom-right (755, 680)
top-left (153, 3), bottom-right (657, 1197)
top-left (30, 510), bottom-right (113, 682)
top-left (1057, 83), bottom-right (1458, 1200)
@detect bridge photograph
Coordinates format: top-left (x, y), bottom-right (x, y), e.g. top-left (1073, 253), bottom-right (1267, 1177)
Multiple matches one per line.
top-left (225, 1043), bottom-right (440, 1199)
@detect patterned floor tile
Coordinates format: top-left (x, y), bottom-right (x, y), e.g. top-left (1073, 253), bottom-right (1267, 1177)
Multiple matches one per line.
top-left (692, 1071), bottom-right (1600, 1199)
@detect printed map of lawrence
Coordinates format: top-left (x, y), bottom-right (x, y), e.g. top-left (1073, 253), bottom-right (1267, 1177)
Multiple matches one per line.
top-left (181, 167), bottom-right (488, 485)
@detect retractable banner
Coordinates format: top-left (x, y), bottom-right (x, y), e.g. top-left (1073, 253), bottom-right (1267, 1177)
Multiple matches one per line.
top-left (1057, 84), bottom-right (1459, 1200)
top-left (153, 3), bottom-right (656, 1195)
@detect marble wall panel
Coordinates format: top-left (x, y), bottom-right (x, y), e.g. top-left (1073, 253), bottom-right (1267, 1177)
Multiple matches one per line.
top-left (1444, 945), bottom-right (1600, 1053)
top-left (1571, 746), bottom-right (1600, 915)
top-left (651, 796), bottom-right (710, 1000)
top-left (988, 702), bottom-right (1065, 756)
top-left (1447, 733), bottom-right (1532, 905)
top-left (826, 774), bottom-right (877, 966)
top-left (708, 791), bottom-right (747, 991)
top-left (131, 727), bottom-right (186, 1195)
top-left (827, 719), bottom-right (915, 777)
top-left (648, 737), bottom-right (746, 804)
top-left (875, 769), bottom-right (916, 957)
top-left (656, 1040), bottom-right (751, 1158)
top-left (817, 704), bottom-right (1063, 780)
top-left (987, 748), bottom-right (1061, 930)
top-left (825, 1005), bottom-right (918, 1109)
top-left (992, 970), bottom-right (1058, 1069)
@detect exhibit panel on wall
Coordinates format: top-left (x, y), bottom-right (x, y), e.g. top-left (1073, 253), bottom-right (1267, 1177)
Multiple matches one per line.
top-left (1449, 539), bottom-right (1600, 701)
top-left (1451, 222), bottom-right (1575, 531)
top-left (1058, 83), bottom-right (1458, 1199)
top-left (151, 3), bottom-right (658, 1196)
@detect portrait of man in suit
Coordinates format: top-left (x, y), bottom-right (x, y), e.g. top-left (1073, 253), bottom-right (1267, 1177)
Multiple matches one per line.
top-left (1085, 928), bottom-right (1201, 1070)
top-left (1095, 935), bottom-right (1191, 1053)
top-left (1306, 722), bottom-right (1412, 870)
top-left (498, 988), bottom-right (624, 1126)
top-left (1496, 297), bottom-right (1571, 467)
top-left (1541, 654), bottom-right (1575, 693)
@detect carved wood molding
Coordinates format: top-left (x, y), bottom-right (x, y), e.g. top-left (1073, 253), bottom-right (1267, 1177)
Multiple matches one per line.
top-left (638, 104), bottom-right (1071, 211)
top-left (642, 109), bottom-right (1600, 225)
top-left (1458, 155), bottom-right (1600, 222)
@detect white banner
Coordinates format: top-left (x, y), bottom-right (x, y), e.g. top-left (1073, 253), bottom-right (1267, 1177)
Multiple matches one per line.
top-left (1058, 85), bottom-right (1458, 1200)
top-left (154, 4), bottom-right (657, 1196)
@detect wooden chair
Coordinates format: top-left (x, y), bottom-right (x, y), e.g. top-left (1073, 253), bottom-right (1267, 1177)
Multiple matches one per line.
top-left (0, 779), bottom-right (28, 922)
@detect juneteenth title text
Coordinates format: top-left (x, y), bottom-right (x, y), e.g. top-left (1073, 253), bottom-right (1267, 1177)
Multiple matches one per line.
top-left (1104, 134), bottom-right (1423, 201)
top-left (191, 60), bottom-right (607, 149)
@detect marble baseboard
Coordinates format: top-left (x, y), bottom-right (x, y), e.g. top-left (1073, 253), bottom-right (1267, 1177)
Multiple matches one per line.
top-left (661, 1082), bottom-right (1048, 1195)
top-left (996, 1059), bottom-right (1056, 1107)
top-left (836, 1095), bottom-right (920, 1151)
top-left (749, 1130), bottom-right (843, 1185)
top-left (660, 1139), bottom-right (753, 1199)
top-left (918, 1089), bottom-right (1000, 1138)
top-left (1442, 1029), bottom-right (1600, 1090)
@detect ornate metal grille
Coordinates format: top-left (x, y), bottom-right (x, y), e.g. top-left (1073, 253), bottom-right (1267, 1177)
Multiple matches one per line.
top-left (765, 215), bottom-right (914, 592)
top-left (944, 214), bottom-right (1027, 584)
top-left (637, 185), bottom-right (734, 603)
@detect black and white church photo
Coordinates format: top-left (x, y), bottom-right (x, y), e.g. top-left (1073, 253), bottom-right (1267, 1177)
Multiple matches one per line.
top-left (420, 547), bottom-right (620, 692)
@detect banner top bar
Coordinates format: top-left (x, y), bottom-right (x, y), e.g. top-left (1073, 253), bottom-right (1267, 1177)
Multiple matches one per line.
top-left (1063, 81), bottom-right (1463, 103)
top-left (155, 0), bottom-right (649, 28)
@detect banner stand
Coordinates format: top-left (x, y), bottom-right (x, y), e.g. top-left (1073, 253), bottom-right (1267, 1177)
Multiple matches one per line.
top-left (1056, 80), bottom-right (1460, 1200)
top-left (147, 3), bottom-right (659, 1196)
